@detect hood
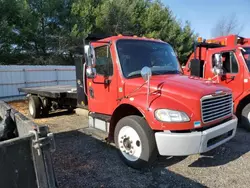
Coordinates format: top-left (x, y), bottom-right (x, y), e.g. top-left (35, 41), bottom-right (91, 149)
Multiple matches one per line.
top-left (124, 75), bottom-right (232, 117)
top-left (125, 74), bottom-right (231, 100)
top-left (123, 74), bottom-right (232, 129)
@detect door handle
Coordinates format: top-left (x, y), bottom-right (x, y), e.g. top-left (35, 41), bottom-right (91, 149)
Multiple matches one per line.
top-left (221, 75), bottom-right (235, 82)
top-left (230, 76), bottom-right (235, 80)
top-left (104, 79), bottom-right (111, 85)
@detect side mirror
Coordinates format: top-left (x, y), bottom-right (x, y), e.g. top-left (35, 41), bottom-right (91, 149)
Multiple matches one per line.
top-left (86, 67), bottom-right (97, 78)
top-left (190, 59), bottom-right (201, 77)
top-left (141, 66), bottom-right (152, 82)
top-left (84, 44), bottom-right (97, 78)
top-left (213, 53), bottom-right (223, 76)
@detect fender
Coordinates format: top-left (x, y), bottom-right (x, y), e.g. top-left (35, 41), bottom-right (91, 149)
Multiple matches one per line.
top-left (234, 91), bottom-right (250, 114)
top-left (115, 92), bottom-right (198, 131)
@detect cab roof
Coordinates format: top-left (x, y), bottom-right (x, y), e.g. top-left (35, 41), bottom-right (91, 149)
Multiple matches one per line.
top-left (90, 35), bottom-right (167, 47)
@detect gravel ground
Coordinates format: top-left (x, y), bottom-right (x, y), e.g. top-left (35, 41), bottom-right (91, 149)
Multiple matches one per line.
top-left (9, 100), bottom-right (250, 188)
top-left (8, 100), bottom-right (88, 133)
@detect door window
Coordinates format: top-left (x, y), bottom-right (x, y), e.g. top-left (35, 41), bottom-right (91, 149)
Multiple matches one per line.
top-left (213, 51), bottom-right (238, 74)
top-left (95, 46), bottom-right (113, 76)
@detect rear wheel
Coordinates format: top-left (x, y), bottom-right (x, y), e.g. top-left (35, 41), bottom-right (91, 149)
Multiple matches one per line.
top-left (41, 97), bottom-right (51, 117)
top-left (28, 95), bottom-right (42, 118)
top-left (114, 115), bottom-right (157, 169)
top-left (41, 107), bottom-right (50, 117)
top-left (241, 103), bottom-right (250, 131)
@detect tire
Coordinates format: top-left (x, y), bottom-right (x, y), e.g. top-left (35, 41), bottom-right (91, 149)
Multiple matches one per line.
top-left (240, 103), bottom-right (250, 131)
top-left (41, 98), bottom-right (51, 117)
top-left (67, 106), bottom-right (74, 113)
top-left (42, 107), bottom-right (50, 117)
top-left (114, 115), bottom-right (157, 169)
top-left (28, 95), bottom-right (42, 118)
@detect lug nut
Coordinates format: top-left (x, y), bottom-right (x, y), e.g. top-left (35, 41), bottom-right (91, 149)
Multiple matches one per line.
top-left (121, 146), bottom-right (123, 148)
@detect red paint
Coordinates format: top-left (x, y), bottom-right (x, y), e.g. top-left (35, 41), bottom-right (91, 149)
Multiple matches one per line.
top-left (183, 35), bottom-right (250, 113)
top-left (87, 35), bottom-right (233, 131)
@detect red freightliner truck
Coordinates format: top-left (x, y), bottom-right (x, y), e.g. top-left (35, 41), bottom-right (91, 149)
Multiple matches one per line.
top-left (19, 34), bottom-right (237, 169)
top-left (183, 35), bottom-right (250, 131)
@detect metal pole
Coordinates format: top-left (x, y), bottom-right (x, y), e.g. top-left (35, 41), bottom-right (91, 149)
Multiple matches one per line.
top-left (23, 68), bottom-right (27, 87)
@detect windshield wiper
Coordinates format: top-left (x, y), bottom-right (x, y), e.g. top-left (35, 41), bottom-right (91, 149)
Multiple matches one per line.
top-left (153, 70), bottom-right (183, 75)
top-left (127, 73), bottom-right (141, 78)
top-left (127, 70), bottom-right (183, 78)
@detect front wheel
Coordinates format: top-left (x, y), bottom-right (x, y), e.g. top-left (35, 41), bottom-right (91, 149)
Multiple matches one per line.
top-left (114, 115), bottom-right (157, 169)
top-left (241, 103), bottom-right (250, 131)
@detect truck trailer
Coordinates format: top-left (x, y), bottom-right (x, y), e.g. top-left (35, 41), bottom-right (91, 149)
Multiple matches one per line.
top-left (19, 34), bottom-right (238, 169)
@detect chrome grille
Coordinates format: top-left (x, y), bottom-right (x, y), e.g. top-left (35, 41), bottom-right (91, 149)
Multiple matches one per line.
top-left (201, 93), bottom-right (233, 123)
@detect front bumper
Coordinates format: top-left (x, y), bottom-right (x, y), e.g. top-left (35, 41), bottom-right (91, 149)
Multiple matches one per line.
top-left (155, 117), bottom-right (238, 156)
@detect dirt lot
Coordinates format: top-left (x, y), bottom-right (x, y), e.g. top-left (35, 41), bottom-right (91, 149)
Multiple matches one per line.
top-left (9, 100), bottom-right (250, 188)
top-left (9, 100), bottom-right (88, 133)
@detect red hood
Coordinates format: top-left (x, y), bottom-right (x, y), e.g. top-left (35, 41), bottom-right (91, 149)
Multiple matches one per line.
top-left (124, 74), bottom-right (232, 120)
top-left (125, 74), bottom-right (231, 99)
top-left (123, 74), bottom-right (232, 130)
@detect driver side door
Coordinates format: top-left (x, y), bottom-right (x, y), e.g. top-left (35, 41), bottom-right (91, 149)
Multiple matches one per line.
top-left (87, 45), bottom-right (117, 115)
top-left (211, 50), bottom-right (244, 101)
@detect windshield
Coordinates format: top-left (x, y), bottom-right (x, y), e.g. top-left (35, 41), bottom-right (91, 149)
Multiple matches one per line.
top-left (116, 39), bottom-right (182, 78)
top-left (242, 47), bottom-right (250, 71)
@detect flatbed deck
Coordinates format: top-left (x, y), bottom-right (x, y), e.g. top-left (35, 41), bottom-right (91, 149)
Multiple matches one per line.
top-left (19, 85), bottom-right (77, 99)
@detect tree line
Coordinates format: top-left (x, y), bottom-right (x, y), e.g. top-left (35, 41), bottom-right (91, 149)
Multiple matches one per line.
top-left (0, 0), bottom-right (197, 65)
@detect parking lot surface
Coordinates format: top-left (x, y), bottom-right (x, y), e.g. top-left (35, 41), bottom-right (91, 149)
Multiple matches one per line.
top-left (9, 100), bottom-right (250, 188)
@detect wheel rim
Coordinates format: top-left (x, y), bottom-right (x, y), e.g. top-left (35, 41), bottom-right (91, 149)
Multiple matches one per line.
top-left (29, 101), bottom-right (34, 116)
top-left (247, 112), bottom-right (250, 122)
top-left (118, 126), bottom-right (142, 162)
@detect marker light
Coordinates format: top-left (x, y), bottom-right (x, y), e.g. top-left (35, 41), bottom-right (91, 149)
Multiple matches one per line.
top-left (197, 37), bottom-right (203, 43)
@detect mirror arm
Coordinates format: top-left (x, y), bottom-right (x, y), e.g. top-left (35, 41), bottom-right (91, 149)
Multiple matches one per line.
top-left (83, 63), bottom-right (88, 96)
top-left (146, 78), bottom-right (150, 111)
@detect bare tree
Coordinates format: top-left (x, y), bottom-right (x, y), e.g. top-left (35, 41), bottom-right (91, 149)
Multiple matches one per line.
top-left (211, 13), bottom-right (244, 37)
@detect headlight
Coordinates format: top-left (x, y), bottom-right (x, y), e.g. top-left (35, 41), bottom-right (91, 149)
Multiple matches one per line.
top-left (155, 109), bottom-right (190, 122)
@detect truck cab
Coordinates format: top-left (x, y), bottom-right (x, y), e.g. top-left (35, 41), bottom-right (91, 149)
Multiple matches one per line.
top-left (183, 35), bottom-right (250, 131)
top-left (82, 35), bottom-right (237, 168)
